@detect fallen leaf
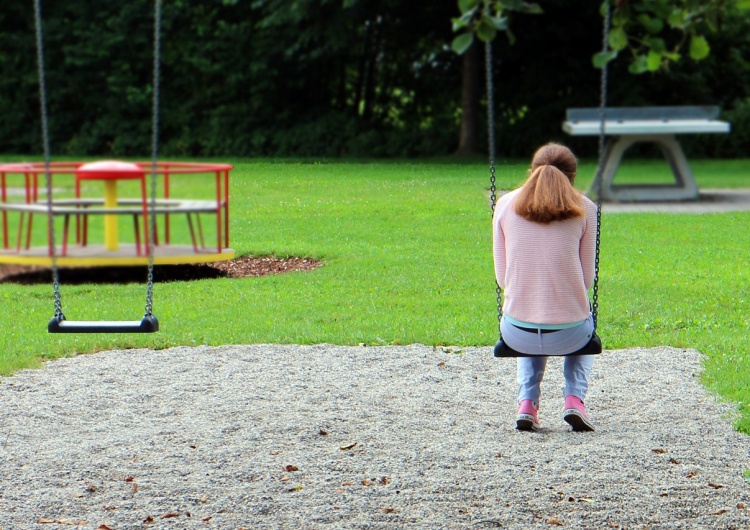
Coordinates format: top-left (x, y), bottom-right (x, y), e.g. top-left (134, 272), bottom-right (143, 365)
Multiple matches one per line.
top-left (97, 525), bottom-right (114, 530)
top-left (288, 485), bottom-right (304, 492)
top-left (270, 451), bottom-right (281, 456)
top-left (342, 481), bottom-right (354, 486)
top-left (379, 477), bottom-right (388, 485)
top-left (144, 515), bottom-right (155, 524)
top-left (362, 480), bottom-right (372, 486)
top-left (161, 512), bottom-right (180, 519)
top-left (124, 476), bottom-right (135, 482)
top-left (669, 457), bottom-right (680, 464)
top-left (709, 483), bottom-right (724, 489)
top-left (652, 448), bottom-right (667, 454)
top-left (86, 484), bottom-right (97, 492)
top-left (546, 517), bottom-right (563, 526)
top-left (340, 442), bottom-right (358, 451)
top-left (201, 516), bottom-right (213, 523)
top-left (285, 465), bottom-right (299, 472)
top-left (379, 508), bottom-right (395, 514)
top-left (687, 471), bottom-right (699, 478)
top-left (437, 362), bottom-right (446, 367)
top-left (319, 429), bottom-right (328, 436)
top-left (38, 519), bottom-right (56, 524)
top-left (710, 508), bottom-right (728, 515)
top-left (200, 494), bottom-right (208, 503)
top-left (280, 476), bottom-right (290, 482)
top-left (132, 483), bottom-right (139, 493)
top-left (738, 503), bottom-right (746, 509)
top-left (103, 506), bottom-right (117, 511)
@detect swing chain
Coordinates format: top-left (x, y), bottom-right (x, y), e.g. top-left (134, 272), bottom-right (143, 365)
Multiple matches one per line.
top-left (591, 0), bottom-right (611, 330)
top-left (33, 0), bottom-right (64, 320)
top-left (144, 0), bottom-right (162, 318)
top-left (485, 41), bottom-right (503, 334)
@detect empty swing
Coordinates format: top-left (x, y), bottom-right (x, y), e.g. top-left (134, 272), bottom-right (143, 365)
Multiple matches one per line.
top-left (487, 5), bottom-right (612, 358)
top-left (33, 0), bottom-right (163, 334)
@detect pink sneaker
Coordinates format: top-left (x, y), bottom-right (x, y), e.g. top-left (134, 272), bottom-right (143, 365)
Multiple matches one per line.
top-left (516, 399), bottom-right (540, 431)
top-left (563, 395), bottom-right (595, 432)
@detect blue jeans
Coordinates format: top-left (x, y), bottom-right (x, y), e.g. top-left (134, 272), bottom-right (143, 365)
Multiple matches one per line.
top-left (501, 315), bottom-right (595, 403)
top-left (516, 354), bottom-right (594, 404)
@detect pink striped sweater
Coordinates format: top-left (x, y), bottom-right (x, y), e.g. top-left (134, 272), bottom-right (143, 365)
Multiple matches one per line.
top-left (492, 189), bottom-right (598, 326)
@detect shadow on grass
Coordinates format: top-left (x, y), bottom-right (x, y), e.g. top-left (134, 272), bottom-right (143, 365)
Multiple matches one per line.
top-left (0, 256), bottom-right (323, 285)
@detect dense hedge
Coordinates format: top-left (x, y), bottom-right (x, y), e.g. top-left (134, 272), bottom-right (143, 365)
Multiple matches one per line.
top-left (0, 1), bottom-right (747, 159)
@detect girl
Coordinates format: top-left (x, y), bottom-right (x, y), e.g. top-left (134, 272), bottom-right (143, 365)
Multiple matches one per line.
top-left (492, 143), bottom-right (598, 432)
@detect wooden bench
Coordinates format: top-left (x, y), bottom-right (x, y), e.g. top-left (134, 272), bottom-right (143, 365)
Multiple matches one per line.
top-left (562, 106), bottom-right (730, 201)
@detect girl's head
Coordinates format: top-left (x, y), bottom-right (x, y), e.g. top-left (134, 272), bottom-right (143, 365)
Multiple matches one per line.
top-left (514, 142), bottom-right (584, 224)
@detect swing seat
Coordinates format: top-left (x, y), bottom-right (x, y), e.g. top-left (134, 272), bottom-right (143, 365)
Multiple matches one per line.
top-left (48, 314), bottom-right (159, 334)
top-left (494, 333), bottom-right (602, 358)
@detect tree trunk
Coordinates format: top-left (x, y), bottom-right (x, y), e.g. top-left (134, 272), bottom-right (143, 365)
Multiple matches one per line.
top-left (456, 40), bottom-right (482, 155)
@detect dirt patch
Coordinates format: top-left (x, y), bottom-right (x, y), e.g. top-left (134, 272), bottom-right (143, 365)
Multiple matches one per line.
top-left (0, 255), bottom-right (323, 285)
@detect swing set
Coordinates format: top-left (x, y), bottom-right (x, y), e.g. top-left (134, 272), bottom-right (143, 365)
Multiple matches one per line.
top-left (488, 5), bottom-right (611, 358)
top-left (27, 1), bottom-right (605, 343)
top-left (24, 0), bottom-right (233, 333)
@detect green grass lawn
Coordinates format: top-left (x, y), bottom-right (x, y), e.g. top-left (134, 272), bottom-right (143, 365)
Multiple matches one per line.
top-left (1, 157), bottom-right (749, 431)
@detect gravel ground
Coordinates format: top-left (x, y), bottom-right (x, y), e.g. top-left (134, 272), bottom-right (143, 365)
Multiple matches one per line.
top-left (0, 344), bottom-right (749, 529)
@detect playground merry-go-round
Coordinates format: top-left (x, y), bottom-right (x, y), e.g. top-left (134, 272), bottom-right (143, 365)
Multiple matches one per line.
top-left (0, 160), bottom-right (234, 268)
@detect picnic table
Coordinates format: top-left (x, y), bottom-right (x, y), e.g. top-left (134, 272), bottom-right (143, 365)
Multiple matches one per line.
top-left (562, 106), bottom-right (730, 202)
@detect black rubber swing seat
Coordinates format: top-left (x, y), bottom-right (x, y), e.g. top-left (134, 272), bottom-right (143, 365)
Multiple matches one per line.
top-left (48, 314), bottom-right (159, 334)
top-left (494, 332), bottom-right (602, 358)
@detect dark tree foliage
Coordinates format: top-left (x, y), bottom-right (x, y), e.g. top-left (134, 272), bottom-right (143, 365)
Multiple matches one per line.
top-left (0, 0), bottom-right (747, 158)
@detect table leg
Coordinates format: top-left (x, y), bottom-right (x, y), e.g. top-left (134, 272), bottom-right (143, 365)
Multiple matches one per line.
top-left (104, 180), bottom-right (119, 250)
top-left (597, 134), bottom-right (699, 202)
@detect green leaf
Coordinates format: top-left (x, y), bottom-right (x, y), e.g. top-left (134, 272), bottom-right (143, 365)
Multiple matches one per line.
top-left (592, 50), bottom-right (617, 68)
top-left (608, 27), bottom-right (629, 51)
top-left (476, 18), bottom-right (498, 42)
top-left (458, 9), bottom-right (477, 26)
top-left (452, 17), bottom-right (468, 31)
top-left (644, 36), bottom-right (666, 53)
top-left (667, 10), bottom-right (686, 29)
top-left (646, 50), bottom-right (662, 71)
top-left (638, 14), bottom-right (664, 34)
top-left (488, 16), bottom-right (509, 31)
top-left (451, 33), bottom-right (474, 54)
top-left (458, 0), bottom-right (481, 13)
top-left (689, 35), bottom-right (710, 60)
top-left (504, 0), bottom-right (524, 10)
top-left (519, 2), bottom-right (543, 14)
top-left (628, 55), bottom-right (648, 74)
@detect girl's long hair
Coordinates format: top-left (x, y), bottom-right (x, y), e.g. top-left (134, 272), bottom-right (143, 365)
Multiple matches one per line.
top-left (513, 142), bottom-right (584, 224)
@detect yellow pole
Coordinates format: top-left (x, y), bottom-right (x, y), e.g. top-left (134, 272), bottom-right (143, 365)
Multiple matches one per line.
top-left (103, 180), bottom-right (118, 250)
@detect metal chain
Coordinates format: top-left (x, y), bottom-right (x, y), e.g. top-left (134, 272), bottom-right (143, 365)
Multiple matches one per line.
top-left (33, 0), bottom-right (64, 320)
top-left (591, 1), bottom-right (611, 331)
top-left (485, 41), bottom-right (503, 336)
top-left (144, 0), bottom-right (162, 318)
top-left (487, 3), bottom-right (610, 336)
